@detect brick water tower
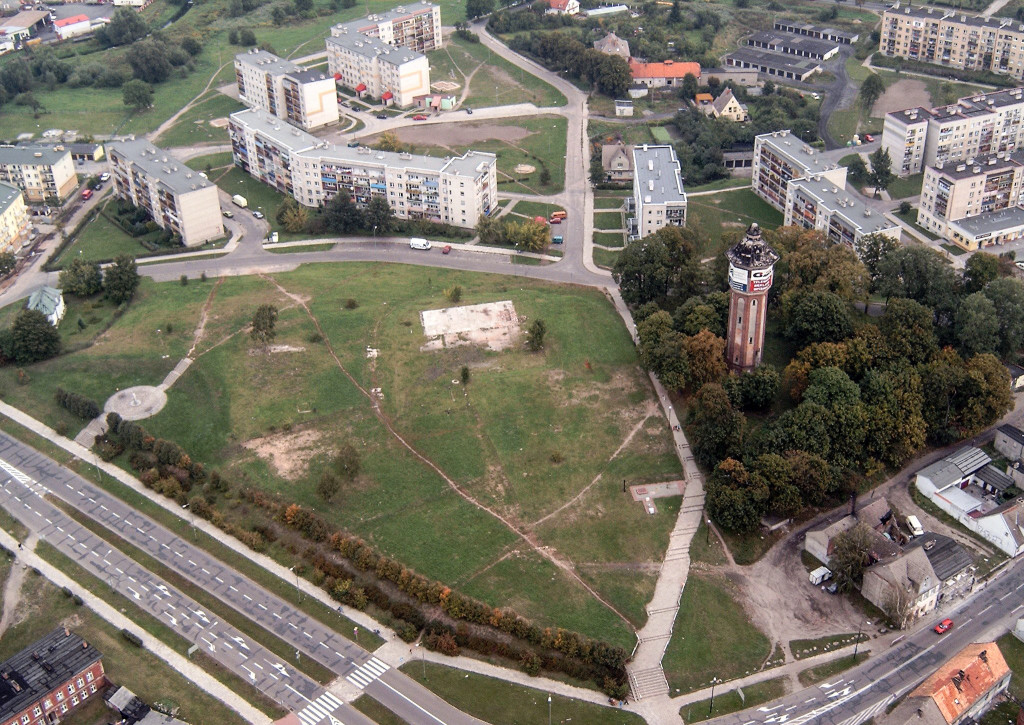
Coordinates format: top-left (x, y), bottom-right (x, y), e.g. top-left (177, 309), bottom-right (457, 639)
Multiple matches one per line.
top-left (726, 223), bottom-right (779, 373)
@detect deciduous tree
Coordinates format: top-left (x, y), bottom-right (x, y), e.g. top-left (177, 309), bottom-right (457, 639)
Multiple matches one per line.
top-left (954, 292), bottom-right (999, 357)
top-left (829, 523), bottom-right (876, 592)
top-left (250, 304), bottom-right (278, 346)
top-left (688, 383), bottom-right (744, 468)
top-left (58, 257), bottom-right (103, 297)
top-left (525, 318), bottom-right (547, 351)
top-left (122, 79), bottom-right (153, 111)
top-left (8, 309), bottom-right (60, 364)
top-left (104, 255), bottom-right (140, 305)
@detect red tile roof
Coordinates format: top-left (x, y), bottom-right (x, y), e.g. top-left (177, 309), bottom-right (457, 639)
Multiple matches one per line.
top-left (629, 59), bottom-right (701, 80)
top-left (55, 14), bottom-right (89, 27)
top-left (381, 91), bottom-right (393, 100)
top-left (911, 643), bottom-right (1010, 725)
top-left (548, 0), bottom-right (572, 10)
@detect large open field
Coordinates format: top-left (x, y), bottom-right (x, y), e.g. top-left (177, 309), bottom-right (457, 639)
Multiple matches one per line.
top-left (0, 264), bottom-right (682, 648)
top-left (686, 189), bottom-right (785, 258)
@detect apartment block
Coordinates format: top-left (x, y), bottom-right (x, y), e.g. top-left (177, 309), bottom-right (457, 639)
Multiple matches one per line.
top-left (0, 182), bottom-right (28, 253)
top-left (882, 86), bottom-right (1024, 176)
top-left (631, 144), bottom-right (687, 239)
top-left (0, 145), bottom-right (77, 203)
top-left (343, 1), bottom-right (442, 53)
top-left (880, 5), bottom-right (1024, 80)
top-left (918, 151), bottom-right (1024, 248)
top-left (107, 140), bottom-right (224, 247)
top-left (229, 109), bottom-right (497, 229)
top-left (234, 49), bottom-right (339, 130)
top-left (752, 130), bottom-right (847, 211)
top-left (785, 178), bottom-right (900, 247)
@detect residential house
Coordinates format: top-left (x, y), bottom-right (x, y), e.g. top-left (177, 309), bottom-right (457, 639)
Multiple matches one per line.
top-left (907, 533), bottom-right (977, 605)
top-left (804, 497), bottom-right (900, 565)
top-left (593, 32), bottom-right (629, 59)
top-left (631, 144), bottom-right (687, 238)
top-left (861, 546), bottom-right (939, 627)
top-left (0, 145), bottom-right (78, 203)
top-left (628, 60), bottom-right (701, 89)
top-left (995, 424), bottom-right (1024, 463)
top-left (752, 130), bottom-right (847, 212)
top-left (880, 642), bottom-right (1010, 725)
top-left (601, 143), bottom-right (634, 183)
top-left (1007, 363), bottom-right (1024, 392)
top-left (709, 89), bottom-right (748, 122)
top-left (785, 177), bottom-right (901, 247)
top-left (0, 627), bottom-right (106, 725)
top-left (614, 99), bottom-right (633, 117)
top-left (26, 286), bottom-right (64, 326)
top-left (0, 181), bottom-right (28, 254)
top-left (545, 0), bottom-right (580, 14)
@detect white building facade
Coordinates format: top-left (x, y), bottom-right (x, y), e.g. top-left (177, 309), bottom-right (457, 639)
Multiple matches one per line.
top-left (235, 49), bottom-right (339, 130)
top-left (631, 144), bottom-right (687, 238)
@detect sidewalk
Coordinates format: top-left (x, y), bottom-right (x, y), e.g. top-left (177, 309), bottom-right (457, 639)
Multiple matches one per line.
top-left (0, 528), bottom-right (269, 725)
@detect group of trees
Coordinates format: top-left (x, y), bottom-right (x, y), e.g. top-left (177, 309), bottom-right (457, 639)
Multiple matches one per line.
top-left (507, 32), bottom-right (632, 98)
top-left (476, 214), bottom-right (549, 252)
top-left (616, 224), bottom-right (1021, 533)
top-left (59, 255), bottom-right (140, 305)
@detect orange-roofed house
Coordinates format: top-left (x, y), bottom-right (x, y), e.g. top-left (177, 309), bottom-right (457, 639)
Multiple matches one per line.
top-left (881, 643), bottom-right (1010, 725)
top-left (629, 59), bottom-right (701, 89)
top-left (54, 14), bottom-right (92, 40)
top-left (546, 0), bottom-right (580, 15)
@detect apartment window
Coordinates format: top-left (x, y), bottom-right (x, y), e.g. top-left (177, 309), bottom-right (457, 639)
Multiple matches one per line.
top-left (67, 684), bottom-right (75, 695)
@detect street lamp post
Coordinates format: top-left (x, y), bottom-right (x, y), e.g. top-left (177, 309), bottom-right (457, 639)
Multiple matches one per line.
top-left (182, 503), bottom-right (195, 539)
top-left (708, 677), bottom-right (721, 717)
top-left (547, 694), bottom-right (551, 725)
top-left (853, 621), bottom-right (868, 661)
top-left (289, 566), bottom-right (303, 602)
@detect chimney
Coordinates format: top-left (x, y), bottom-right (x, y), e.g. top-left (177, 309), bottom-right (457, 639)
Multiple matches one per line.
top-left (63, 627), bottom-right (70, 637)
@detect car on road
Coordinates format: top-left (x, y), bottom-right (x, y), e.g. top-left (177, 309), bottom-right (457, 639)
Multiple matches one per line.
top-left (252, 210), bottom-right (264, 219)
top-left (347, 141), bottom-right (360, 148)
top-left (99, 172), bottom-right (110, 182)
top-left (934, 618), bottom-right (953, 634)
top-left (864, 133), bottom-right (875, 142)
top-left (377, 113), bottom-right (388, 119)
top-left (80, 188), bottom-right (93, 200)
top-left (412, 114), bottom-right (428, 121)
top-left (465, 108), bottom-right (473, 114)
top-left (442, 244), bottom-right (452, 254)
top-left (1017, 260), bottom-right (1024, 270)
top-left (223, 210), bottom-right (234, 218)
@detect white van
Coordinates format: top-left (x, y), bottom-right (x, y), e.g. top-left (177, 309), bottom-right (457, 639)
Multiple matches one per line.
top-left (809, 566), bottom-right (832, 586)
top-left (409, 238), bottom-right (432, 250)
top-left (906, 515), bottom-right (924, 537)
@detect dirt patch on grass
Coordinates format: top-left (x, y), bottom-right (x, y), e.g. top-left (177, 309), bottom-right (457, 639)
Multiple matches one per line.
top-left (247, 344), bottom-right (307, 356)
top-left (872, 79), bottom-right (930, 117)
top-left (242, 427), bottom-right (327, 480)
top-left (386, 122), bottom-right (535, 147)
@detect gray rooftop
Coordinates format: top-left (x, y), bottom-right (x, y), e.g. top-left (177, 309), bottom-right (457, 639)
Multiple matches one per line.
top-left (289, 67), bottom-right (333, 84)
top-left (0, 145), bottom-right (71, 167)
top-left (948, 205), bottom-right (1024, 238)
top-left (745, 30), bottom-right (839, 58)
top-left (887, 87), bottom-right (1024, 125)
top-left (931, 151), bottom-right (1024, 180)
top-left (0, 181), bottom-right (21, 218)
top-left (756, 130), bottom-right (844, 177)
top-left (0, 628), bottom-right (103, 721)
top-left (107, 140), bottom-right (214, 196)
top-left (230, 109), bottom-right (495, 178)
top-left (975, 464), bottom-right (1015, 492)
top-left (918, 446), bottom-right (992, 488)
top-left (999, 424), bottom-right (1024, 447)
top-left (886, 3), bottom-right (1024, 32)
top-left (26, 286), bottom-right (62, 317)
top-left (326, 31), bottom-right (421, 63)
top-left (789, 179), bottom-right (899, 236)
top-left (235, 48), bottom-right (300, 76)
top-left (725, 47), bottom-right (822, 77)
top-left (632, 144), bottom-right (686, 206)
top-left (905, 532), bottom-right (974, 581)
top-left (772, 19), bottom-right (859, 41)
top-left (344, 0), bottom-right (437, 32)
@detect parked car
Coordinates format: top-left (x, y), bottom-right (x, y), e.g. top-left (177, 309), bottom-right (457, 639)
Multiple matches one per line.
top-left (864, 133), bottom-right (875, 142)
top-left (223, 210), bottom-right (234, 218)
top-left (442, 244), bottom-right (452, 254)
top-left (412, 114), bottom-right (428, 121)
top-left (377, 113), bottom-right (388, 119)
top-left (252, 210), bottom-right (264, 219)
top-left (465, 108), bottom-right (473, 114)
top-left (934, 618), bottom-right (953, 634)
top-left (99, 172), bottom-right (110, 182)
top-left (80, 188), bottom-right (93, 200)
top-left (1016, 260), bottom-right (1024, 270)
top-left (347, 141), bottom-right (360, 148)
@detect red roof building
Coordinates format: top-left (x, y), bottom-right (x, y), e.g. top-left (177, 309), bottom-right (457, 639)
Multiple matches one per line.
top-left (54, 14), bottom-right (92, 40)
top-left (628, 59), bottom-right (701, 89)
top-left (545, 0), bottom-right (580, 14)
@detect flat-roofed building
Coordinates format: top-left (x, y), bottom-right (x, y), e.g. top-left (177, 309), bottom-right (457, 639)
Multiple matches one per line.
top-left (772, 19), bottom-right (858, 44)
top-left (235, 49), bottom-right (339, 130)
top-left (785, 178), bottom-right (900, 247)
top-left (54, 14), bottom-right (92, 40)
top-left (631, 144), bottom-right (686, 238)
top-left (107, 140), bottom-right (224, 247)
top-left (918, 151), bottom-right (1024, 244)
top-left (229, 108), bottom-right (497, 229)
top-left (0, 181), bottom-right (28, 253)
top-left (723, 47), bottom-right (821, 82)
top-left (344, 1), bottom-right (442, 52)
top-left (0, 145), bottom-right (77, 203)
top-left (703, 66), bottom-right (759, 87)
top-left (752, 130), bottom-right (847, 211)
top-left (744, 30), bottom-right (840, 61)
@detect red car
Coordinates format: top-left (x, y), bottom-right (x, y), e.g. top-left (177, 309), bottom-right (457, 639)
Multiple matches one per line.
top-left (934, 618), bottom-right (953, 634)
top-left (864, 134), bottom-right (875, 142)
top-left (442, 245), bottom-right (452, 254)
top-left (412, 114), bottom-right (428, 121)
top-left (80, 188), bottom-right (93, 200)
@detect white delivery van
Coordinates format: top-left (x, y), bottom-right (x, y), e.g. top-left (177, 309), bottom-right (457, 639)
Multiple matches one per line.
top-left (809, 566), bottom-right (832, 585)
top-left (409, 238), bottom-right (432, 250)
top-left (906, 515), bottom-right (924, 537)
top-left (232, 194), bottom-right (248, 208)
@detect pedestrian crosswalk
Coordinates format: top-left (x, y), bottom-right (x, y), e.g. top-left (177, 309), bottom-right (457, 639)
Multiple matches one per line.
top-left (837, 695), bottom-right (893, 725)
top-left (296, 691), bottom-right (344, 725)
top-left (345, 657), bottom-right (390, 689)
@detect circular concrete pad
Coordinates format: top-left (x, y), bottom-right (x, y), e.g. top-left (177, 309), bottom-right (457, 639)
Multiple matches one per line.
top-left (104, 386), bottom-right (168, 421)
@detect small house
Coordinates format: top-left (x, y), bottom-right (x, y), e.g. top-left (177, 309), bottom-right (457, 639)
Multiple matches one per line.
top-left (545, 0), bottom-right (580, 15)
top-left (593, 32), bottom-right (630, 59)
top-left (601, 143), bottom-right (634, 183)
top-left (26, 286), bottom-right (64, 327)
top-left (1007, 363), bottom-right (1024, 392)
top-left (710, 88), bottom-right (749, 122)
top-left (614, 99), bottom-right (633, 117)
top-left (996, 424), bottom-right (1024, 463)
top-left (54, 14), bottom-right (92, 41)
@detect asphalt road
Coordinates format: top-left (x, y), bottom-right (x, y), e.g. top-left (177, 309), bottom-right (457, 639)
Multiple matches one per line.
top-left (0, 433), bottom-right (486, 725)
top-left (709, 561), bottom-right (1024, 725)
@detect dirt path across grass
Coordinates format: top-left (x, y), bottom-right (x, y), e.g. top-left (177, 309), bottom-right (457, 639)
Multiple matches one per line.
top-left (0, 534), bottom-right (37, 638)
top-left (258, 273), bottom-right (635, 630)
top-left (188, 277), bottom-right (224, 358)
top-left (150, 61), bottom-right (233, 144)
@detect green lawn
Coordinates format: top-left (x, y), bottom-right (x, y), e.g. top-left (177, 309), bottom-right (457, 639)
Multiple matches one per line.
top-left (594, 197), bottom-right (626, 209)
top-left (215, 167), bottom-right (290, 235)
top-left (650, 126), bottom-right (673, 143)
top-left (942, 243), bottom-right (967, 256)
top-left (997, 633), bottom-right (1024, 700)
top-left (53, 200), bottom-right (167, 268)
top-left (589, 121), bottom-right (653, 148)
top-left (594, 248), bottom-right (622, 269)
top-left (663, 572), bottom-right (772, 694)
top-left (398, 662), bottom-right (644, 725)
top-left (791, 633), bottom-right (865, 659)
top-left (886, 174), bottom-right (924, 200)
top-left (894, 207), bottom-right (940, 241)
top-left (686, 189), bottom-right (785, 258)
top-left (594, 211), bottom-right (624, 230)
top-left (594, 232), bottom-right (625, 248)
top-left (681, 677), bottom-right (788, 723)
top-left (686, 178), bottom-right (749, 193)
top-left (797, 653), bottom-right (868, 687)
top-left (155, 92), bottom-right (245, 148)
top-left (352, 696), bottom-right (406, 725)
top-left (512, 200), bottom-right (564, 218)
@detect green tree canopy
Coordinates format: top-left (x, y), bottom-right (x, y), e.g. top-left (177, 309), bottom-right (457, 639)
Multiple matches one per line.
top-left (954, 292), bottom-right (999, 357)
top-left (103, 255), bottom-right (140, 305)
top-left (8, 309), bottom-right (60, 364)
top-left (879, 297), bottom-right (937, 365)
top-left (122, 79), bottom-right (153, 111)
top-left (58, 257), bottom-right (103, 297)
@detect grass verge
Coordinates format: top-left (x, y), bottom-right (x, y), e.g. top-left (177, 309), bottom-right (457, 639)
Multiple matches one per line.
top-left (791, 633), bottom-right (865, 660)
top-left (680, 677), bottom-right (788, 723)
top-left (797, 652), bottom-right (869, 687)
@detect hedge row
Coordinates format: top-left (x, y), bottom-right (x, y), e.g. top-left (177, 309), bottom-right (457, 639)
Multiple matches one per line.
top-left (55, 387), bottom-right (100, 420)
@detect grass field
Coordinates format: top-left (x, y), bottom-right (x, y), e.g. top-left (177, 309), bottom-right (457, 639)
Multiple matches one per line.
top-left (512, 200), bottom-right (564, 218)
top-left (997, 634), bottom-right (1024, 699)
top-left (886, 174), bottom-right (924, 200)
top-left (0, 264), bottom-right (680, 648)
top-left (797, 652), bottom-right (868, 687)
top-left (398, 662), bottom-right (644, 725)
top-left (594, 211), bottom-right (624, 230)
top-left (594, 197), bottom-right (625, 210)
top-left (594, 248), bottom-right (621, 269)
top-left (53, 199), bottom-right (167, 268)
top-left (650, 126), bottom-right (673, 143)
top-left (426, 34), bottom-right (566, 109)
top-left (589, 121), bottom-right (654, 148)
top-left (681, 677), bottom-right (788, 723)
top-left (155, 92), bottom-right (245, 148)
top-left (791, 633), bottom-right (864, 659)
top-left (894, 207), bottom-right (940, 241)
top-left (352, 696), bottom-right (406, 725)
top-left (594, 232), bottom-right (625, 248)
top-left (662, 572), bottom-right (772, 694)
top-left (0, 561), bottom-right (251, 725)
top-left (686, 178), bottom-right (750, 193)
top-left (686, 189), bottom-right (785, 258)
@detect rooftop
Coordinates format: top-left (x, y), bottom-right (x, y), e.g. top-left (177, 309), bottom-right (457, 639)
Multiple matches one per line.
top-left (930, 151), bottom-right (1024, 180)
top-left (326, 31), bottom-right (421, 64)
top-left (756, 130), bottom-right (844, 178)
top-left (235, 48), bottom-right (300, 77)
top-left (54, 14), bottom-right (89, 27)
top-left (0, 181), bottom-right (21, 218)
top-left (0, 10), bottom-right (49, 30)
top-left (724, 47), bottom-right (822, 76)
top-left (886, 3), bottom-right (1024, 33)
top-left (999, 423), bottom-right (1024, 447)
top-left (975, 463), bottom-right (1015, 492)
top-left (887, 87), bottom-right (1024, 125)
top-left (632, 144), bottom-right (686, 206)
top-left (745, 30), bottom-right (839, 57)
top-left (107, 140), bottom-right (214, 196)
top-left (0, 627), bottom-right (103, 721)
top-left (342, 0), bottom-right (437, 32)
top-left (26, 286), bottom-right (62, 317)
top-left (726, 222), bottom-right (779, 270)
top-left (868, 546), bottom-right (937, 595)
top-left (789, 178), bottom-right (899, 236)
top-left (948, 205), bottom-right (1024, 238)
top-left (628, 59), bottom-right (701, 79)
top-left (905, 532), bottom-right (975, 581)
top-left (909, 642), bottom-right (1010, 725)
top-left (0, 145), bottom-right (71, 167)
top-left (773, 18), bottom-right (859, 41)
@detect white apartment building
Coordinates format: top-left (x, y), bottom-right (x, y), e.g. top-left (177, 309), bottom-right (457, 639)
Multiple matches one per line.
top-left (751, 130), bottom-right (847, 211)
top-left (882, 86), bottom-right (1024, 176)
top-left (107, 140), bottom-right (224, 247)
top-left (229, 109), bottom-right (496, 229)
top-left (631, 145), bottom-right (687, 239)
top-left (0, 146), bottom-right (77, 203)
top-left (326, 1), bottom-right (439, 107)
top-left (785, 178), bottom-right (900, 247)
top-left (880, 5), bottom-right (1024, 80)
top-left (235, 49), bottom-right (339, 130)
top-left (918, 151), bottom-right (1024, 249)
top-left (0, 181), bottom-right (28, 253)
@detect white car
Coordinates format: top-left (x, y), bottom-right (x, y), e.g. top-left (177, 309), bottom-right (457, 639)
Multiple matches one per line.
top-left (1016, 260), bottom-right (1024, 270)
top-left (99, 172), bottom-right (110, 182)
top-left (252, 210), bottom-right (264, 219)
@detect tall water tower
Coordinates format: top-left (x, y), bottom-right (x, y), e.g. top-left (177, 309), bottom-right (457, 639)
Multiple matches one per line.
top-left (725, 223), bottom-right (779, 373)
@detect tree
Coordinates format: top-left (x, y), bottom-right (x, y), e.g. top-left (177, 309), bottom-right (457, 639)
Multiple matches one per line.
top-left (680, 329), bottom-right (726, 389)
top-left (876, 246), bottom-right (958, 328)
top-left (525, 319), bottom-right (547, 351)
top-left (612, 225), bottom-right (704, 308)
top-left (854, 232), bottom-right (900, 289)
top-left (476, 214), bottom-right (501, 246)
top-left (885, 584), bottom-right (918, 630)
top-left (0, 252), bottom-right (16, 278)
top-left (680, 73), bottom-right (698, 100)
top-left (954, 292), bottom-right (999, 357)
top-left (365, 195), bottom-right (395, 233)
top-left (689, 383), bottom-right (744, 468)
top-left (104, 255), bottom-right (140, 305)
top-left (668, 0), bottom-right (682, 22)
top-left (638, 311), bottom-right (689, 390)
top-left (738, 366), bottom-right (779, 411)
top-left (96, 8), bottom-right (148, 47)
top-left (238, 28), bottom-right (257, 46)
top-left (250, 304), bottom-right (278, 346)
top-left (963, 251), bottom-right (1000, 294)
top-left (8, 309), bottom-right (60, 364)
top-left (706, 458), bottom-right (766, 532)
top-left (828, 523), bottom-right (876, 593)
top-left (58, 258), bottom-right (103, 297)
top-left (859, 72), bottom-right (885, 111)
top-left (962, 353), bottom-right (1013, 435)
top-left (375, 131), bottom-right (404, 152)
top-left (181, 36), bottom-right (203, 56)
top-left (127, 40), bottom-right (173, 84)
top-left (879, 297), bottom-right (937, 365)
top-left (466, 0), bottom-right (495, 18)
top-left (333, 442), bottom-right (361, 480)
top-left (861, 369), bottom-right (926, 467)
top-left (122, 79), bottom-right (153, 111)
top-left (751, 453), bottom-right (801, 517)
top-left (788, 449), bottom-right (835, 507)
top-left (277, 198), bottom-right (309, 233)
top-left (323, 191), bottom-right (363, 233)
top-left (867, 147), bottom-right (894, 196)
top-left (316, 471), bottom-right (341, 501)
top-left (982, 277), bottom-right (1024, 357)
top-left (785, 290), bottom-right (852, 344)
top-left (294, 0), bottom-right (314, 12)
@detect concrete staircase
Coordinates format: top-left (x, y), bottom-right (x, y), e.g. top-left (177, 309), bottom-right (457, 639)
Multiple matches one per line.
top-left (628, 666), bottom-right (670, 699)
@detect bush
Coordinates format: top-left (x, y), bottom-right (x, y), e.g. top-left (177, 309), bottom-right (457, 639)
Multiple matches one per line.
top-left (54, 387), bottom-right (101, 420)
top-left (121, 629), bottom-right (144, 647)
